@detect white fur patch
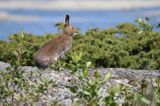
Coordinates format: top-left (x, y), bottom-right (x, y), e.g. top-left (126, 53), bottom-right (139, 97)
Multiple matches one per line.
top-left (54, 57), bottom-right (58, 61)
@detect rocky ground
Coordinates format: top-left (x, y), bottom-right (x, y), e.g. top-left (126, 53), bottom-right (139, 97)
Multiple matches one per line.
top-left (0, 61), bottom-right (159, 105)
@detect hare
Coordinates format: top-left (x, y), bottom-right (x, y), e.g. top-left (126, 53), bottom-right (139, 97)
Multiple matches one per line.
top-left (34, 15), bottom-right (78, 68)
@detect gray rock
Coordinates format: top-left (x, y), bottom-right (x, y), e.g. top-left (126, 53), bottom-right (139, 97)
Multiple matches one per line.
top-left (0, 61), bottom-right (10, 70)
top-left (0, 61), bottom-right (159, 105)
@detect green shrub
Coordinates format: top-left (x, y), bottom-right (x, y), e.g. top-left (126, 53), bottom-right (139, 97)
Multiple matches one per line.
top-left (66, 59), bottom-right (160, 105)
top-left (0, 18), bottom-right (160, 69)
top-left (0, 32), bottom-right (55, 66)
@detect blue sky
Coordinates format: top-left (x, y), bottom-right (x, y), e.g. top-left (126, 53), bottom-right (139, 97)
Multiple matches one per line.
top-left (0, 0), bottom-right (160, 40)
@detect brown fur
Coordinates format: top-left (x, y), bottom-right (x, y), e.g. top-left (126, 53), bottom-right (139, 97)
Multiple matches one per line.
top-left (34, 15), bottom-right (78, 68)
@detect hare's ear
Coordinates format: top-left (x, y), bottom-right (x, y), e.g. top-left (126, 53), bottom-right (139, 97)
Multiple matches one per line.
top-left (65, 14), bottom-right (70, 26)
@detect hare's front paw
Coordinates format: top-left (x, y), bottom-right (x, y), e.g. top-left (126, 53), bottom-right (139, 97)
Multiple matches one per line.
top-left (54, 56), bottom-right (58, 61)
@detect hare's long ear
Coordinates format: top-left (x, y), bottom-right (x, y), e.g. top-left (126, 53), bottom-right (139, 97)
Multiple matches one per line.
top-left (65, 14), bottom-right (70, 26)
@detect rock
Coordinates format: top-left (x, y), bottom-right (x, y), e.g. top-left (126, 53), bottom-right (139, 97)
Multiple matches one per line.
top-left (0, 61), bottom-right (159, 105)
top-left (0, 61), bottom-right (10, 70)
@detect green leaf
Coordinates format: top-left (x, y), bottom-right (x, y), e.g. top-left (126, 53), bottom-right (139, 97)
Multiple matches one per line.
top-left (104, 72), bottom-right (111, 81)
top-left (155, 89), bottom-right (160, 103)
top-left (83, 91), bottom-right (91, 96)
top-left (83, 69), bottom-right (88, 77)
top-left (86, 61), bottom-right (92, 68)
top-left (109, 84), bottom-right (122, 97)
top-left (69, 86), bottom-right (78, 93)
top-left (141, 97), bottom-right (150, 104)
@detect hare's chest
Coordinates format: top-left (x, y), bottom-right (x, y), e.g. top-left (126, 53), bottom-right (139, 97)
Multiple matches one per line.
top-left (60, 42), bottom-right (72, 55)
top-left (62, 37), bottom-right (72, 51)
top-left (55, 38), bottom-right (72, 58)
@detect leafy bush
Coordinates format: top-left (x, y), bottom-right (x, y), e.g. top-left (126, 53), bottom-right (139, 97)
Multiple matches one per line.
top-left (66, 60), bottom-right (160, 105)
top-left (0, 18), bottom-right (160, 70)
top-left (0, 32), bottom-right (54, 66)
top-left (71, 18), bottom-right (160, 69)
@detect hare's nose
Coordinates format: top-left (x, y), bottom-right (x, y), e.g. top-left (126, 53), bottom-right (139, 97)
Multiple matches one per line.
top-left (76, 28), bottom-right (79, 33)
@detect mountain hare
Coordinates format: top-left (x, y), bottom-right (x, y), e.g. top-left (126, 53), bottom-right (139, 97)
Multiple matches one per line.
top-left (34, 15), bottom-right (78, 68)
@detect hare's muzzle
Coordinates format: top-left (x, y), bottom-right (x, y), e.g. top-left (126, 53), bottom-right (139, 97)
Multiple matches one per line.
top-left (74, 27), bottom-right (79, 34)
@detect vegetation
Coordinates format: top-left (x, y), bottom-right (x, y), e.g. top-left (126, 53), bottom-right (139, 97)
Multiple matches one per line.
top-left (0, 18), bottom-right (160, 70)
top-left (0, 66), bottom-right (57, 105)
top-left (68, 67), bottom-right (160, 106)
top-left (0, 18), bottom-right (160, 105)
top-left (66, 50), bottom-right (160, 106)
top-left (0, 55), bottom-right (159, 105)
